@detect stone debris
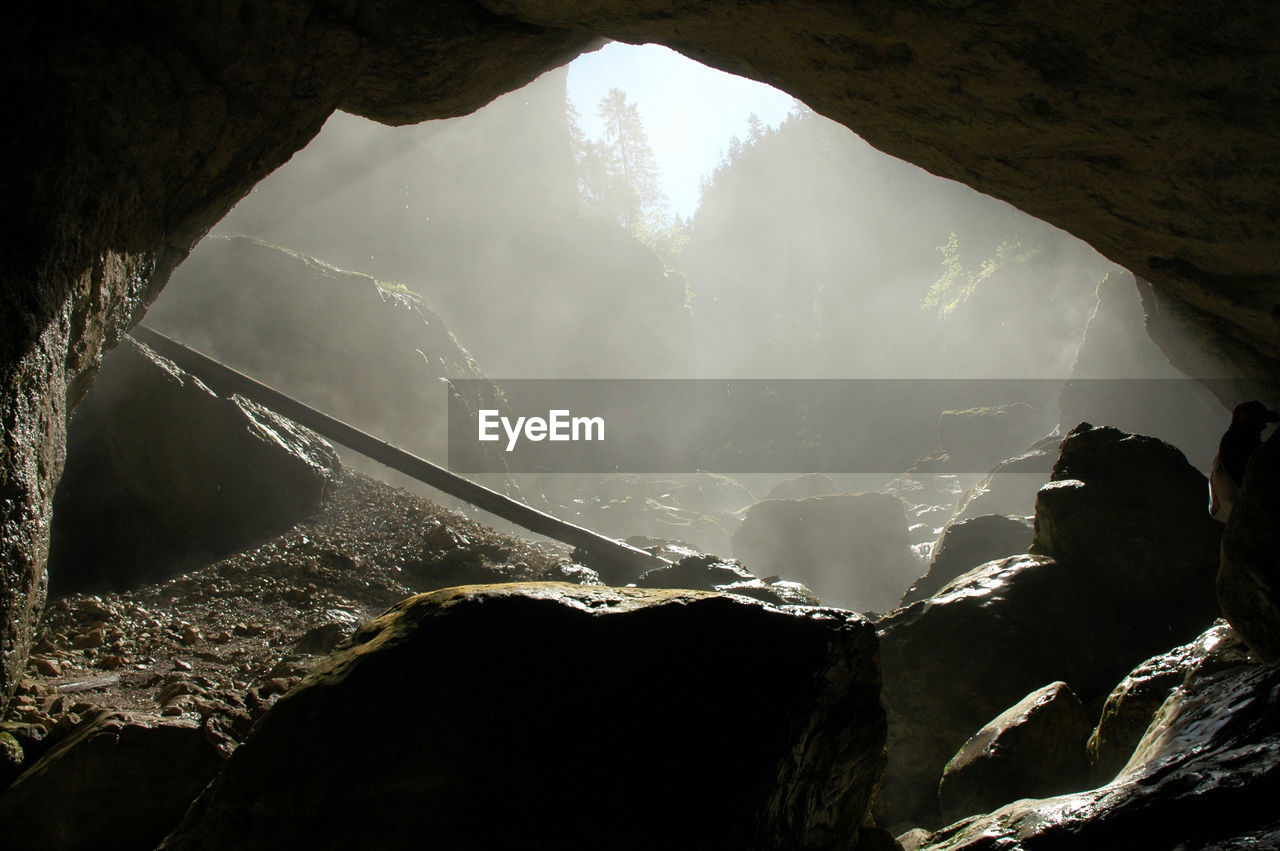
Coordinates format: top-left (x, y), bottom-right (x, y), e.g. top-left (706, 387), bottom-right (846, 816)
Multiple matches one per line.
top-left (5, 470), bottom-right (576, 794)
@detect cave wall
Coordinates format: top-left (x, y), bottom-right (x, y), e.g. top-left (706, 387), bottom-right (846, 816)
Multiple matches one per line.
top-left (2, 1), bottom-right (1277, 708)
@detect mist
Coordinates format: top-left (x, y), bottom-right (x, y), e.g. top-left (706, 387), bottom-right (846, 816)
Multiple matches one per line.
top-left (133, 48), bottom-right (1226, 608)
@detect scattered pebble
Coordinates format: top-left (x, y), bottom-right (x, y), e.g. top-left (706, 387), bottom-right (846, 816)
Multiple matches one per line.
top-left (18, 471), bottom-right (574, 754)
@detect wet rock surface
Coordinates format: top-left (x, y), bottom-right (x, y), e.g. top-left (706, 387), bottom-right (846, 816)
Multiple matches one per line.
top-left (158, 583), bottom-right (885, 851)
top-left (1219, 428), bottom-right (1280, 660)
top-left (733, 492), bottom-right (918, 612)
top-left (49, 338), bottom-right (341, 593)
top-left (1032, 423), bottom-right (1223, 635)
top-left (907, 659), bottom-right (1280, 850)
top-left (876, 555), bottom-right (1141, 831)
top-left (900, 513), bottom-right (1033, 607)
top-left (938, 681), bottom-right (1092, 824)
top-left (880, 424), bottom-right (1231, 831)
top-left (1086, 620), bottom-right (1255, 784)
top-left (887, 473), bottom-right (978, 546)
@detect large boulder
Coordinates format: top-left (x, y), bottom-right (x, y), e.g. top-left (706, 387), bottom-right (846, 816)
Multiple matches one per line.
top-left (878, 423), bottom-right (1225, 830)
top-left (937, 681), bottom-right (1092, 824)
top-left (905, 659), bottom-right (1280, 849)
top-left (900, 513), bottom-right (1033, 606)
top-left (1086, 620), bottom-right (1254, 783)
top-left (158, 583), bottom-right (885, 850)
top-left (48, 339), bottom-right (340, 593)
top-left (952, 434), bottom-right (1060, 523)
top-left (876, 555), bottom-right (1143, 831)
top-left (0, 711), bottom-right (226, 850)
top-left (1219, 429), bottom-right (1280, 660)
top-left (144, 234), bottom-right (491, 466)
top-left (1031, 423), bottom-right (1223, 633)
top-left (733, 492), bottom-right (917, 612)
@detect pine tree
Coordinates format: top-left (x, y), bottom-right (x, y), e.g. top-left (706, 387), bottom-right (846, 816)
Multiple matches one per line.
top-left (567, 88), bottom-right (668, 233)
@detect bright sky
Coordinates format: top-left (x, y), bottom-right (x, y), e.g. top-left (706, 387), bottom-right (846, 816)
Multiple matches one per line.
top-left (567, 42), bottom-right (799, 219)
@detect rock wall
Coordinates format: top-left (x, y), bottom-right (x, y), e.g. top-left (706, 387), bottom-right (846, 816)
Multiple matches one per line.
top-left (48, 337), bottom-right (341, 594)
top-left (3, 2), bottom-right (1278, 710)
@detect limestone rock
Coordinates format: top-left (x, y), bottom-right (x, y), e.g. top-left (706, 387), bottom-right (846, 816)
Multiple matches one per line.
top-left (876, 555), bottom-right (1143, 830)
top-left (952, 434), bottom-right (1060, 523)
top-left (880, 424), bottom-right (1230, 829)
top-left (146, 235), bottom-right (491, 466)
top-left (1031, 423), bottom-right (1223, 635)
top-left (900, 514), bottom-right (1033, 606)
top-left (1086, 620), bottom-right (1254, 783)
top-left (733, 492), bottom-right (917, 612)
top-left (158, 583), bottom-right (884, 850)
top-left (1220, 429), bottom-right (1280, 660)
top-left (908, 659), bottom-right (1280, 849)
top-left (47, 339), bottom-right (340, 593)
top-left (938, 681), bottom-right (1092, 823)
top-left (0, 710), bottom-right (225, 851)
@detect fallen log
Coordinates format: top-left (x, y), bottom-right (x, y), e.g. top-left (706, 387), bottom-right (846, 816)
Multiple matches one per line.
top-left (128, 324), bottom-right (666, 581)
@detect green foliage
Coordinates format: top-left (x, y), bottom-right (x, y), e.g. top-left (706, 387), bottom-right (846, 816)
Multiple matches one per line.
top-left (567, 88), bottom-right (669, 240)
top-left (921, 233), bottom-right (1040, 318)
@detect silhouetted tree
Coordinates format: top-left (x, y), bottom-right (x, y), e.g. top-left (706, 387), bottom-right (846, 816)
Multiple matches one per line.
top-left (569, 88), bottom-right (668, 235)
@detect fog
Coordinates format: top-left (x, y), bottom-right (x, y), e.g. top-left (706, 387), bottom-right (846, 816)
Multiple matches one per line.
top-left (139, 49), bottom-right (1227, 608)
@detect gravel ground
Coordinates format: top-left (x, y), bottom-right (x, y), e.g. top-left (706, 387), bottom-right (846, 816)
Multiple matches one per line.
top-left (4, 470), bottom-right (586, 757)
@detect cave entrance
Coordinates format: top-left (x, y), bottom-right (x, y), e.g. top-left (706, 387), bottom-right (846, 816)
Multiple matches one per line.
top-left (52, 42), bottom-right (1225, 609)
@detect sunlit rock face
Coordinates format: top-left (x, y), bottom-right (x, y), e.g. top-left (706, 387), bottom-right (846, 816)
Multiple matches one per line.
top-left (879, 423), bottom-right (1225, 830)
top-left (1085, 620), bottom-right (1255, 784)
top-left (144, 235), bottom-right (491, 464)
top-left (899, 513), bottom-right (1033, 607)
top-left (937, 680), bottom-right (1092, 824)
top-left (904, 658), bottom-right (1280, 850)
top-left (3, 1), bottom-right (1278, 711)
top-left (157, 584), bottom-right (885, 850)
top-left (1220, 429), bottom-right (1280, 660)
top-left (47, 338), bottom-right (341, 594)
top-left (876, 555), bottom-right (1139, 831)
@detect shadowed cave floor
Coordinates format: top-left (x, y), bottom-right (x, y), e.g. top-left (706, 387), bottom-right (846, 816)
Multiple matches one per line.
top-left (8, 471), bottom-right (579, 742)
